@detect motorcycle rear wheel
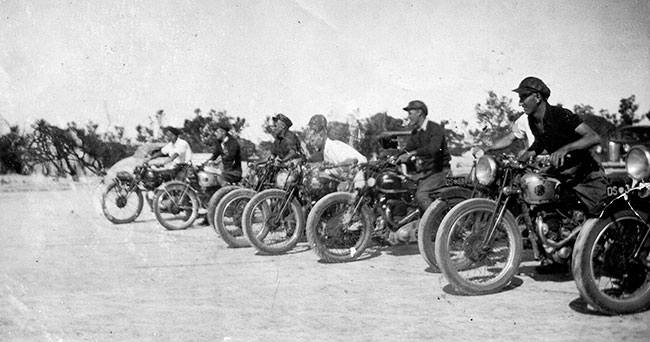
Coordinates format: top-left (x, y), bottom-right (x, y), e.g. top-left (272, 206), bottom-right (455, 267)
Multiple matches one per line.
top-left (152, 183), bottom-right (200, 230)
top-left (101, 182), bottom-right (144, 224)
top-left (242, 189), bottom-right (305, 254)
top-left (435, 198), bottom-right (522, 295)
top-left (206, 185), bottom-right (239, 228)
top-left (572, 212), bottom-right (650, 315)
top-left (418, 196), bottom-right (468, 271)
top-left (306, 192), bottom-right (374, 263)
top-left (214, 188), bottom-right (255, 248)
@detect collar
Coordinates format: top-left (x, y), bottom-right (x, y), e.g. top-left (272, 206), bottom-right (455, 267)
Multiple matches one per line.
top-left (415, 117), bottom-right (430, 132)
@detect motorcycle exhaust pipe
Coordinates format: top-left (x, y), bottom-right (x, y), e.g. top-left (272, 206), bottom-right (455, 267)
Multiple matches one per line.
top-left (535, 216), bottom-right (581, 249)
top-left (380, 205), bottom-right (419, 230)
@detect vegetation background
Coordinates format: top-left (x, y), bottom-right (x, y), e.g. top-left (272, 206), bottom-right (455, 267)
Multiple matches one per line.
top-left (1, 91), bottom-right (648, 179)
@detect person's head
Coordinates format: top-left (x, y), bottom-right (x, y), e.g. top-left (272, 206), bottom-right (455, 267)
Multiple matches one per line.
top-left (402, 100), bottom-right (427, 129)
top-left (215, 121), bottom-right (231, 141)
top-left (512, 76), bottom-right (551, 115)
top-left (305, 114), bottom-right (328, 153)
top-left (308, 114), bottom-right (328, 133)
top-left (162, 126), bottom-right (181, 142)
top-left (272, 113), bottom-right (293, 136)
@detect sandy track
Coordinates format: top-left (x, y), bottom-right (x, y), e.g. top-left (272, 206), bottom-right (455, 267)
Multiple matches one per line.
top-left (1, 184), bottom-right (649, 341)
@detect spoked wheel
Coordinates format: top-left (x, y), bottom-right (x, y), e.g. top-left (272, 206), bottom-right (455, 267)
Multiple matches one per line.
top-left (206, 185), bottom-right (239, 228)
top-left (152, 183), bottom-right (200, 230)
top-left (434, 198), bottom-right (522, 295)
top-left (213, 188), bottom-right (255, 248)
top-left (242, 189), bottom-right (305, 254)
top-left (101, 181), bottom-right (144, 224)
top-left (417, 196), bottom-right (468, 271)
top-left (573, 213), bottom-right (650, 315)
top-left (306, 192), bottom-right (374, 263)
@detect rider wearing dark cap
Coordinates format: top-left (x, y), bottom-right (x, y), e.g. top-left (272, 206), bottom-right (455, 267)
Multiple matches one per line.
top-left (270, 113), bottom-right (303, 162)
top-left (208, 121), bottom-right (242, 184)
top-left (398, 100), bottom-right (452, 213)
top-left (514, 76), bottom-right (607, 272)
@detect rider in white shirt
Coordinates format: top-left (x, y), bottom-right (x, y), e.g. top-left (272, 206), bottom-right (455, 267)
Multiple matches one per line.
top-left (485, 112), bottom-right (534, 155)
top-left (305, 115), bottom-right (366, 176)
top-left (147, 126), bottom-right (193, 168)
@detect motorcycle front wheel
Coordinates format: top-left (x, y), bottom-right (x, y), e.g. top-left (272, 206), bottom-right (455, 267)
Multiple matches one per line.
top-left (434, 198), bottom-right (522, 295)
top-left (241, 189), bottom-right (305, 254)
top-left (572, 212), bottom-right (650, 315)
top-left (306, 192), bottom-right (374, 263)
top-left (152, 183), bottom-right (200, 230)
top-left (417, 196), bottom-right (468, 271)
top-left (101, 181), bottom-right (144, 224)
top-left (213, 188), bottom-right (255, 248)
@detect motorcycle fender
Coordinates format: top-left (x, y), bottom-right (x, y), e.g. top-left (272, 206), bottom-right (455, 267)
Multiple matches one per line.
top-left (434, 186), bottom-right (473, 201)
top-left (597, 195), bottom-right (650, 222)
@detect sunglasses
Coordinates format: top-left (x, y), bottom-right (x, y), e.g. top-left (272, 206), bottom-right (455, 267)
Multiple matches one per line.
top-left (519, 93), bottom-right (537, 102)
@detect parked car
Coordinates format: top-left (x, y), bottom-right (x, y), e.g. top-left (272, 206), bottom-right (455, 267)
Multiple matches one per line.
top-left (606, 125), bottom-right (650, 162)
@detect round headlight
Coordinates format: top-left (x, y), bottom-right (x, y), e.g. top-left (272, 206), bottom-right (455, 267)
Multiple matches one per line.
top-left (626, 145), bottom-right (650, 181)
top-left (275, 170), bottom-right (290, 188)
top-left (475, 155), bottom-right (498, 185)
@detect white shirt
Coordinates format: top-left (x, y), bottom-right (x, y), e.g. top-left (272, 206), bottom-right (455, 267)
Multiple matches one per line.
top-left (161, 138), bottom-right (193, 166)
top-left (323, 138), bottom-right (367, 165)
top-left (512, 114), bottom-right (534, 149)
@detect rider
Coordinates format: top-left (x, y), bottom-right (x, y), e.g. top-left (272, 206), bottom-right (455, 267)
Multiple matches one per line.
top-left (270, 113), bottom-right (303, 163)
top-left (305, 114), bottom-right (367, 174)
top-left (146, 126), bottom-right (193, 179)
top-left (398, 100), bottom-right (452, 213)
top-left (513, 76), bottom-right (608, 272)
top-left (207, 121), bottom-right (242, 186)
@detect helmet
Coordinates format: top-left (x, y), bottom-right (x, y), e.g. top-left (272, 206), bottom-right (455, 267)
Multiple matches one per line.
top-left (512, 76), bottom-right (551, 99)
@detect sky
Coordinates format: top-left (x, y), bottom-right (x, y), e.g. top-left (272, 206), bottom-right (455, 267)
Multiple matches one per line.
top-left (1, 0), bottom-right (649, 143)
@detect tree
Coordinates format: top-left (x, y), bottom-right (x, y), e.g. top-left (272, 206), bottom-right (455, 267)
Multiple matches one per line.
top-left (0, 125), bottom-right (29, 174)
top-left (601, 95), bottom-right (643, 128)
top-left (468, 91), bottom-right (518, 149)
top-left (356, 112), bottom-right (406, 158)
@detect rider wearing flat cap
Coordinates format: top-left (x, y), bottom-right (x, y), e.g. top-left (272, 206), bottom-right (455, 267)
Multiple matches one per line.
top-left (208, 121), bottom-right (242, 185)
top-left (270, 113), bottom-right (303, 163)
top-left (398, 100), bottom-right (452, 213)
top-left (515, 76), bottom-right (606, 214)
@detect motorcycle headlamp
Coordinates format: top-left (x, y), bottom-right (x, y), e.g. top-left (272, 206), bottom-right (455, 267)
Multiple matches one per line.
top-left (275, 170), bottom-right (290, 188)
top-left (475, 155), bottom-right (498, 185)
top-left (626, 145), bottom-right (650, 181)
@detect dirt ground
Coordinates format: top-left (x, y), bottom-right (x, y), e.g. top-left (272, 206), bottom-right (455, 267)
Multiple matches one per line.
top-left (1, 178), bottom-right (649, 341)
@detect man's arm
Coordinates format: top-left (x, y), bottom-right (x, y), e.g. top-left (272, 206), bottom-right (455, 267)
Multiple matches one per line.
top-left (550, 123), bottom-right (601, 167)
top-left (487, 133), bottom-right (517, 151)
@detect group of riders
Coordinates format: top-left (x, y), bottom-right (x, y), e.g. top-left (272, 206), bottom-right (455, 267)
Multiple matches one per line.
top-left (144, 76), bottom-right (610, 275)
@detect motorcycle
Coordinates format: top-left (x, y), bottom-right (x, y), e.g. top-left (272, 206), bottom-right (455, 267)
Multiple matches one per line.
top-left (305, 154), bottom-right (473, 263)
top-left (434, 153), bottom-right (628, 295)
top-left (101, 163), bottom-right (178, 224)
top-left (572, 145), bottom-right (650, 314)
top-left (211, 157), bottom-right (285, 248)
top-left (241, 158), bottom-right (345, 254)
top-left (152, 161), bottom-right (223, 230)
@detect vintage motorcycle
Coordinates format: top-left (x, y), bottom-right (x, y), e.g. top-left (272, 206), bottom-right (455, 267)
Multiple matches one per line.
top-left (434, 153), bottom-right (628, 295)
top-left (152, 161), bottom-right (223, 230)
top-left (211, 157), bottom-right (285, 248)
top-left (241, 158), bottom-right (345, 254)
top-left (572, 145), bottom-right (650, 315)
top-left (305, 154), bottom-right (473, 263)
top-left (101, 163), bottom-right (178, 224)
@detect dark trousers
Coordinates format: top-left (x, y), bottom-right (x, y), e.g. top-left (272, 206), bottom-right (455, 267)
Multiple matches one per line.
top-left (572, 170), bottom-right (608, 214)
top-left (415, 171), bottom-right (447, 213)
